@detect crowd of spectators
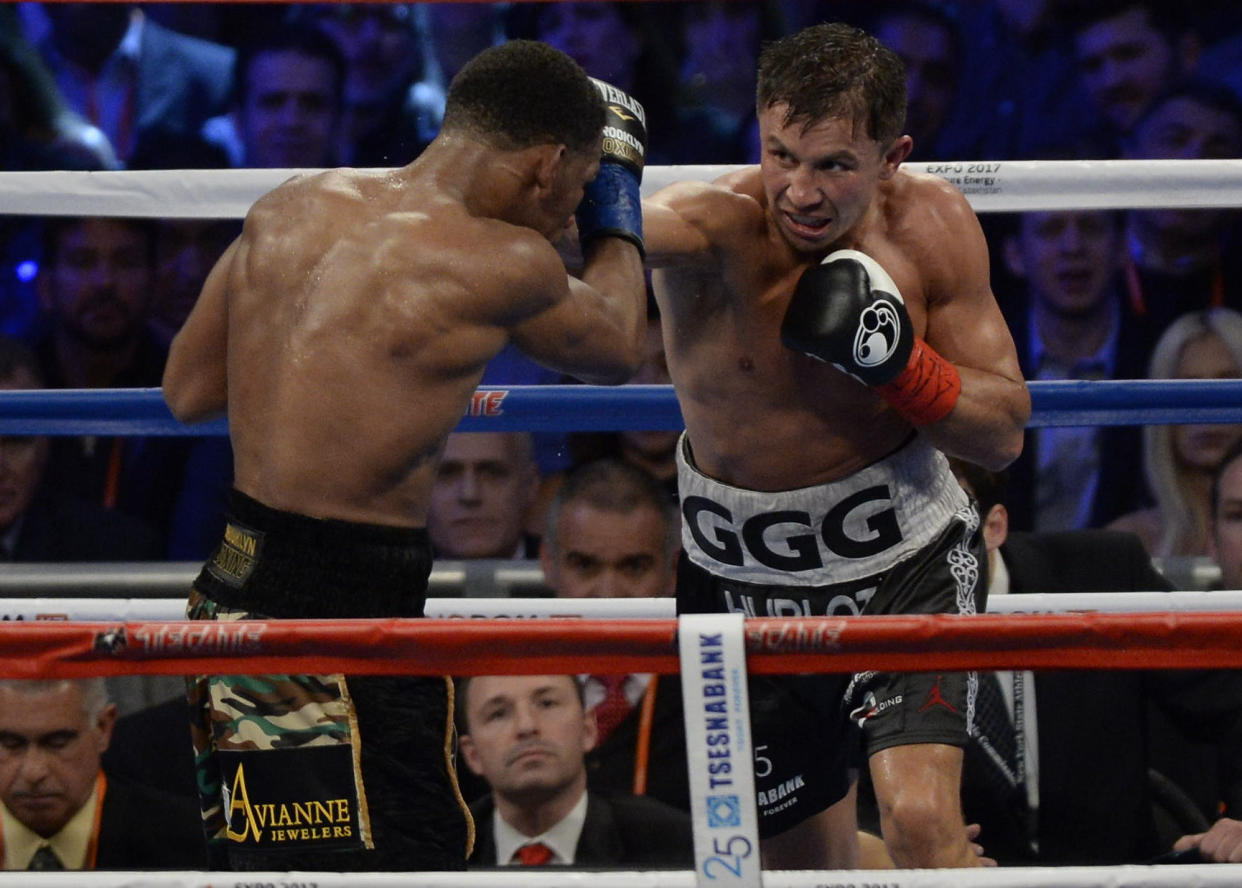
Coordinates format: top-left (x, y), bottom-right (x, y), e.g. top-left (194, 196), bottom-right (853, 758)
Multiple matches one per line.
top-left (0, 0), bottom-right (1237, 554)
top-left (2, 0), bottom-right (1242, 872)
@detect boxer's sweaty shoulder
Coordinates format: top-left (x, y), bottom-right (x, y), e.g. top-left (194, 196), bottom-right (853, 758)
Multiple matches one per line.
top-left (224, 169), bottom-right (561, 523)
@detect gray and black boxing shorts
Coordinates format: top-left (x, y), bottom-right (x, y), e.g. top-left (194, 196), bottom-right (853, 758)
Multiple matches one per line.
top-left (676, 435), bottom-right (985, 838)
top-left (187, 489), bottom-right (473, 872)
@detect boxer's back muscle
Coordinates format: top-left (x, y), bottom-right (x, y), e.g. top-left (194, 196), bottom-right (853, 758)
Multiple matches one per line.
top-left (225, 169), bottom-right (557, 526)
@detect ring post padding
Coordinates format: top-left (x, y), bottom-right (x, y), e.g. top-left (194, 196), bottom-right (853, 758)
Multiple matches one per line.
top-left (678, 614), bottom-right (761, 887)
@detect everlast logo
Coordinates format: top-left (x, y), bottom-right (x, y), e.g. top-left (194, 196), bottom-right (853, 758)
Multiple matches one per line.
top-left (225, 764), bottom-right (354, 845)
top-left (591, 79), bottom-right (647, 127)
top-left (682, 485), bottom-right (903, 570)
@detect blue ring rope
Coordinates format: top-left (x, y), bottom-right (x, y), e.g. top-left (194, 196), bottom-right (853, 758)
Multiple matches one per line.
top-left (0, 380), bottom-right (1239, 436)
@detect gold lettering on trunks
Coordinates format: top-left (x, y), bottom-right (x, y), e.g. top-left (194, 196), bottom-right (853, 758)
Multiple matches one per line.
top-left (225, 765), bottom-right (355, 846)
top-left (210, 523), bottom-right (260, 583)
top-left (225, 763), bottom-right (262, 843)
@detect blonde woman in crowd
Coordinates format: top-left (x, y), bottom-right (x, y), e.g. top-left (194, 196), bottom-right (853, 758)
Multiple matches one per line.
top-left (1109, 308), bottom-right (1242, 557)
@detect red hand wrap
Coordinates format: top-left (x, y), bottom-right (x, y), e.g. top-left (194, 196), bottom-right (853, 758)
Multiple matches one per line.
top-left (877, 337), bottom-right (961, 425)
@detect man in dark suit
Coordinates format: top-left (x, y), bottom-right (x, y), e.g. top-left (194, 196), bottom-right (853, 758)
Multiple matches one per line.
top-left (0, 678), bottom-right (205, 870)
top-left (0, 334), bottom-right (161, 562)
top-left (31, 3), bottom-right (234, 165)
top-left (997, 207), bottom-right (1156, 532)
top-left (30, 217), bottom-right (223, 558)
top-left (457, 674), bottom-right (692, 868)
top-left (950, 459), bottom-right (1242, 866)
top-left (541, 458), bottom-right (689, 812)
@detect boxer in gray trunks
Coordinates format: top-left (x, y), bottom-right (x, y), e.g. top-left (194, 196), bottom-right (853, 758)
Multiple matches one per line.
top-left (643, 22), bottom-right (1028, 870)
top-left (676, 434), bottom-right (985, 839)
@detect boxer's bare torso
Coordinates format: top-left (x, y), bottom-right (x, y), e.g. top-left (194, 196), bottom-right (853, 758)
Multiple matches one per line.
top-left (645, 109), bottom-right (1027, 491)
top-left (164, 136), bottom-right (644, 527)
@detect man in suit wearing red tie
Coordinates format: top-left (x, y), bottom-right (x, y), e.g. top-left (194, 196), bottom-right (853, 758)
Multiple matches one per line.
top-left (456, 674), bottom-right (691, 868)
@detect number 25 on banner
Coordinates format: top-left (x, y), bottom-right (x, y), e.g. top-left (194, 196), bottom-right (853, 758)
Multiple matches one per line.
top-left (704, 834), bottom-right (753, 880)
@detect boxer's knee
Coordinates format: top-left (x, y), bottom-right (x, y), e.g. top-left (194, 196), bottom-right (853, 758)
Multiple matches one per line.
top-left (870, 743), bottom-right (976, 868)
top-left (877, 789), bottom-right (973, 867)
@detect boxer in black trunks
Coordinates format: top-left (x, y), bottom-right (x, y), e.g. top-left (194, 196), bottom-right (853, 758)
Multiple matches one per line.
top-left (643, 23), bottom-right (1029, 869)
top-left (163, 41), bottom-right (649, 872)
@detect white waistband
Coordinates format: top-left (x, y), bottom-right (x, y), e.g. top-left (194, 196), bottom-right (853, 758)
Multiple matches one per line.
top-left (676, 435), bottom-right (970, 586)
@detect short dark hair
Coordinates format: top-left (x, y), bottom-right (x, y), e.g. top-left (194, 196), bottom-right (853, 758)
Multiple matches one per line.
top-left (756, 22), bottom-right (906, 145)
top-left (543, 457), bottom-right (679, 560)
top-left (442, 39), bottom-right (604, 154)
top-left (232, 23), bottom-right (346, 110)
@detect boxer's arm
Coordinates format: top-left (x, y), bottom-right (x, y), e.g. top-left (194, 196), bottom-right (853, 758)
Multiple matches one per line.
top-left (508, 233), bottom-right (646, 386)
top-left (556, 182), bottom-right (726, 271)
top-left (642, 179), bottom-right (756, 269)
top-left (642, 184), bottom-right (714, 268)
top-left (916, 184), bottom-right (1029, 471)
top-left (507, 78), bottom-right (648, 384)
top-left (163, 238), bottom-right (236, 422)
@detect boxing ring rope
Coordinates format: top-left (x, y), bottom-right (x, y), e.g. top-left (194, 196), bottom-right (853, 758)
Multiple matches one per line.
top-left (3, 159), bottom-right (1242, 886)
top-left (6, 589), bottom-right (1242, 623)
top-left (2, 379), bottom-right (1242, 437)
top-left (5, 610), bottom-right (1242, 679)
top-left (2, 606), bottom-right (1242, 887)
top-left (1, 159), bottom-right (1241, 216)
top-left (0, 554), bottom-right (1223, 598)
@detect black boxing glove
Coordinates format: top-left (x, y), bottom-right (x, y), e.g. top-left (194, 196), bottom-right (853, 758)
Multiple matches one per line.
top-left (781, 249), bottom-right (961, 425)
top-left (576, 78), bottom-right (647, 256)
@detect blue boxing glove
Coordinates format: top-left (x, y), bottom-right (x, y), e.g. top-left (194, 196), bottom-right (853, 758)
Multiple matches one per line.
top-left (782, 249), bottom-right (961, 425)
top-left (576, 78), bottom-right (647, 256)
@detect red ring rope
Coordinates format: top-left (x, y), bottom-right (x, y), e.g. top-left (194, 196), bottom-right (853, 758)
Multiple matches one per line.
top-left (2, 612), bottom-right (1241, 679)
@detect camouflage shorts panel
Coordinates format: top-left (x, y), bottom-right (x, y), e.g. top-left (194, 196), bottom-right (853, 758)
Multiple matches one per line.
top-left (209, 673), bottom-right (352, 751)
top-left (188, 588), bottom-right (354, 750)
top-left (185, 588), bottom-right (366, 853)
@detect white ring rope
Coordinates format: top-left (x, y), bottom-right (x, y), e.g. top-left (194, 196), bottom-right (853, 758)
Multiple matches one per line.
top-left (0, 159), bottom-right (1240, 218)
top-left (0, 864), bottom-right (1237, 887)
top-left (6, 590), bottom-right (1242, 622)
top-left (0, 557), bottom-right (1222, 598)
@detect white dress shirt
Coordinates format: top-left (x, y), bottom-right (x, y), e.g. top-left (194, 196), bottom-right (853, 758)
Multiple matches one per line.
top-left (494, 791), bottom-right (588, 866)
